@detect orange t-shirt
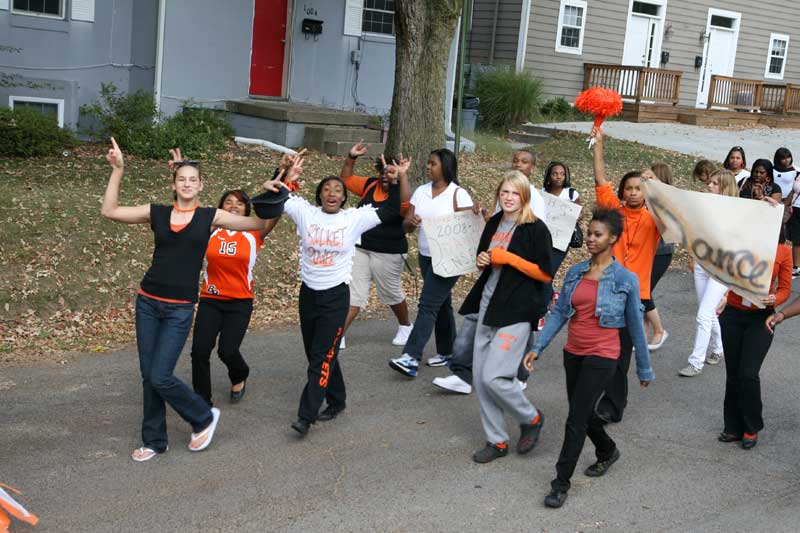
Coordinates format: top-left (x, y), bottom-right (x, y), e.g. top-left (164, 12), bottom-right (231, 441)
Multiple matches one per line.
top-left (727, 244), bottom-right (793, 310)
top-left (200, 229), bottom-right (264, 300)
top-left (342, 175), bottom-right (411, 215)
top-left (595, 183), bottom-right (661, 299)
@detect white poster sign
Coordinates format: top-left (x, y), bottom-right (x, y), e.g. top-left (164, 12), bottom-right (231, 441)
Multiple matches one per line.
top-left (542, 192), bottom-right (583, 252)
top-left (642, 180), bottom-right (782, 307)
top-left (423, 211), bottom-right (486, 277)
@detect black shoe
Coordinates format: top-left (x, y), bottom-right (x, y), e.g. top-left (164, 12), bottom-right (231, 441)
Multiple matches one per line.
top-left (544, 489), bottom-right (568, 508)
top-left (230, 381), bottom-right (246, 403)
top-left (517, 412), bottom-right (545, 455)
top-left (742, 433), bottom-right (758, 450)
top-left (718, 432), bottom-right (742, 443)
top-left (317, 404), bottom-right (346, 422)
top-left (584, 448), bottom-right (621, 477)
top-left (472, 443), bottom-right (508, 464)
top-left (291, 418), bottom-right (311, 436)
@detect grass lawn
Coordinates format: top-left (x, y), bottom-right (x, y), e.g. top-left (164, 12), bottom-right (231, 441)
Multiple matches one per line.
top-left (0, 130), bottom-right (703, 363)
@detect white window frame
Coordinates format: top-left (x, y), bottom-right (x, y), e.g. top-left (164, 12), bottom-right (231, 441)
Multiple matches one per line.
top-left (361, 0), bottom-right (396, 39)
top-left (555, 0), bottom-right (588, 55)
top-left (9, 96), bottom-right (65, 127)
top-left (10, 0), bottom-right (65, 20)
top-left (764, 32), bottom-right (790, 80)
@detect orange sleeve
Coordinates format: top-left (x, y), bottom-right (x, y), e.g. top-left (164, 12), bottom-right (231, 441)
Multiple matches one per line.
top-left (595, 183), bottom-right (620, 209)
top-left (491, 248), bottom-right (553, 283)
top-left (774, 245), bottom-right (793, 307)
top-left (400, 201), bottom-right (410, 217)
top-left (341, 175), bottom-right (371, 197)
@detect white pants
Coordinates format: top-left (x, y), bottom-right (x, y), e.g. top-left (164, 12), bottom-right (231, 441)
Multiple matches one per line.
top-left (688, 264), bottom-right (727, 369)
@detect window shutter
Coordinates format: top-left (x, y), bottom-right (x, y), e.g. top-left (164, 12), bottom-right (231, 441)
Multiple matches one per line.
top-left (71, 0), bottom-right (95, 22)
top-left (0, 0), bottom-right (8, 11)
top-left (343, 0), bottom-right (363, 37)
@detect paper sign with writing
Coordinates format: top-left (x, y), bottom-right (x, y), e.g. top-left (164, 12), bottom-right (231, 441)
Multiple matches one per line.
top-left (542, 192), bottom-right (583, 252)
top-left (642, 180), bottom-right (782, 307)
top-left (423, 211), bottom-right (486, 277)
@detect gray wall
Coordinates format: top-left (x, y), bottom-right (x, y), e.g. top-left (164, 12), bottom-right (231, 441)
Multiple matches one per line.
top-left (523, 0), bottom-right (800, 107)
top-left (287, 0), bottom-right (395, 116)
top-left (157, 0), bottom-right (255, 117)
top-left (0, 0), bottom-right (158, 128)
top-left (467, 0), bottom-right (522, 65)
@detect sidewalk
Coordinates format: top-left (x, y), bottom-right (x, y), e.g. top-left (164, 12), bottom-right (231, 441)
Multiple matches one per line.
top-left (2, 272), bottom-right (799, 532)
top-left (538, 121), bottom-right (800, 161)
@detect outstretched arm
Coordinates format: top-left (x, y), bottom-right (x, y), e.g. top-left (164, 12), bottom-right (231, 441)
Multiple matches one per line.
top-left (340, 141), bottom-right (369, 181)
top-left (100, 138), bottom-right (150, 224)
top-left (592, 127), bottom-right (609, 187)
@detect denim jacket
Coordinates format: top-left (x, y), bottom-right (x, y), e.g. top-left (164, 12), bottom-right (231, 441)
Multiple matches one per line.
top-left (532, 258), bottom-right (655, 382)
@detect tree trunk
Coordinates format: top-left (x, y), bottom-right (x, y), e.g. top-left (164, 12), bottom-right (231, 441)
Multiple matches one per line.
top-left (386, 0), bottom-right (463, 183)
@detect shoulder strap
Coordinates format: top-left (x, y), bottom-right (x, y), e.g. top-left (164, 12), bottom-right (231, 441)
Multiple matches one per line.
top-left (568, 188), bottom-right (577, 201)
top-left (452, 186), bottom-right (462, 211)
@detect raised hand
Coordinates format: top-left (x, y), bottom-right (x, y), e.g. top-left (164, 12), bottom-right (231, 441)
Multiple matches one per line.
top-left (394, 153), bottom-right (412, 176)
top-left (286, 157), bottom-right (304, 183)
top-left (280, 148), bottom-right (307, 170)
top-left (106, 137), bottom-right (124, 169)
top-left (168, 147), bottom-right (183, 171)
top-left (262, 169), bottom-right (290, 192)
top-left (349, 140), bottom-right (369, 159)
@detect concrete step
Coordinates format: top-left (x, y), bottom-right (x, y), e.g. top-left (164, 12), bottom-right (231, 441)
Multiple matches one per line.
top-left (304, 126), bottom-right (382, 152)
top-left (226, 99), bottom-right (379, 127)
top-left (507, 130), bottom-right (551, 146)
top-left (323, 140), bottom-right (386, 157)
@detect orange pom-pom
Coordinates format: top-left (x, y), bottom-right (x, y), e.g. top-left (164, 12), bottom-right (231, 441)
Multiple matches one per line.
top-left (575, 87), bottom-right (623, 128)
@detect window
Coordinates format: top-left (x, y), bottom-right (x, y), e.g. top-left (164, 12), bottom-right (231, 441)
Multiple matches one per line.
top-left (556, 0), bottom-right (587, 55)
top-left (362, 0), bottom-right (395, 36)
top-left (11, 0), bottom-right (63, 18)
top-left (9, 96), bottom-right (64, 127)
top-left (765, 33), bottom-right (789, 80)
top-left (710, 15), bottom-right (735, 29)
top-left (632, 2), bottom-right (660, 17)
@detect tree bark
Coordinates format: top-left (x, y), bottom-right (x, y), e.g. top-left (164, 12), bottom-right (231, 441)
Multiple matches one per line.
top-left (386, 0), bottom-right (463, 183)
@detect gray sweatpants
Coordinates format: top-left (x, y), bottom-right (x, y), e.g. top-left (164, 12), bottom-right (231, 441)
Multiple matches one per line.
top-left (473, 310), bottom-right (539, 445)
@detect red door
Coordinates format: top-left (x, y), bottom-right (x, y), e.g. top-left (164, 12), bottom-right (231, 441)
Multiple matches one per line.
top-left (249, 0), bottom-right (288, 96)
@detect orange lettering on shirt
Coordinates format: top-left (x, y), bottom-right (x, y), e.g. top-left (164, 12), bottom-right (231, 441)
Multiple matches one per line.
top-left (498, 333), bottom-right (517, 351)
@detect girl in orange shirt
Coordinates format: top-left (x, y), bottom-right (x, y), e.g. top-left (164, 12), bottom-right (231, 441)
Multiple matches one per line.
top-left (591, 127), bottom-right (662, 423)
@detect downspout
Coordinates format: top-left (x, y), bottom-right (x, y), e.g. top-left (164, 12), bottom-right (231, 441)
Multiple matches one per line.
top-left (515, 0), bottom-right (532, 73)
top-left (153, 0), bottom-right (166, 113)
top-left (488, 0), bottom-right (500, 64)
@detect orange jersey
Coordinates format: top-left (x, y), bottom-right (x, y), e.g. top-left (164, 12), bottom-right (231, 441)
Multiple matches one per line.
top-left (200, 229), bottom-right (264, 300)
top-left (596, 183), bottom-right (661, 299)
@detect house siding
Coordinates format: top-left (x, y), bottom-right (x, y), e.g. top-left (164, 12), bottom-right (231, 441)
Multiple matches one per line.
top-left (0, 0), bottom-right (158, 128)
top-left (468, 0), bottom-right (523, 65)
top-left (523, 0), bottom-right (800, 107)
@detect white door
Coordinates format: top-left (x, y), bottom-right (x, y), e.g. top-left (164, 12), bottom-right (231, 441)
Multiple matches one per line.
top-left (620, 14), bottom-right (660, 99)
top-left (696, 14), bottom-right (740, 108)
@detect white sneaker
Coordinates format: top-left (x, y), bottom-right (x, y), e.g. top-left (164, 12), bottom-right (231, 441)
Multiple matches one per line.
top-left (678, 364), bottom-right (702, 377)
top-left (517, 379), bottom-right (528, 391)
top-left (705, 352), bottom-right (723, 365)
top-left (392, 324), bottom-right (413, 346)
top-left (432, 374), bottom-right (472, 394)
top-left (389, 354), bottom-right (419, 377)
top-left (426, 354), bottom-right (452, 367)
top-left (339, 336), bottom-right (346, 350)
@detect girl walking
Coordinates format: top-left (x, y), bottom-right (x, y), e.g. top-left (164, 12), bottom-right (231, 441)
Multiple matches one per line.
top-left (459, 171), bottom-right (553, 463)
top-left (389, 149), bottom-right (475, 376)
top-left (678, 170), bottom-right (738, 377)
top-left (723, 146), bottom-right (750, 188)
top-left (101, 139), bottom-right (274, 462)
top-left (526, 208), bottom-right (653, 508)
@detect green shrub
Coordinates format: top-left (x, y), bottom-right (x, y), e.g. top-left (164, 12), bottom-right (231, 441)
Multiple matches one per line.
top-left (0, 106), bottom-right (76, 157)
top-left (81, 83), bottom-right (233, 158)
top-left (539, 97), bottom-right (590, 122)
top-left (474, 69), bottom-right (543, 131)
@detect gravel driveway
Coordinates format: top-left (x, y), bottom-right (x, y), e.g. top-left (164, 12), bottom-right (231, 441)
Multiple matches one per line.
top-left (538, 121), bottom-right (800, 161)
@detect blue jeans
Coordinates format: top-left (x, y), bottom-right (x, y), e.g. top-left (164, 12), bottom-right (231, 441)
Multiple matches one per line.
top-left (136, 294), bottom-right (213, 451)
top-left (402, 254), bottom-right (458, 361)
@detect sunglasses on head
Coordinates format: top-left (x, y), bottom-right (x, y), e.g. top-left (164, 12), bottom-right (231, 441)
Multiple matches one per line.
top-left (175, 159), bottom-right (199, 168)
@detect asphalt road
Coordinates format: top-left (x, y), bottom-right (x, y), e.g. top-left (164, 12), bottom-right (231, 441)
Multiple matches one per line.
top-left (2, 271), bottom-right (800, 532)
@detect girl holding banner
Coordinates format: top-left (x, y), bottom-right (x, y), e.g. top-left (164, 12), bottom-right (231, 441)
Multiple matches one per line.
top-left (460, 171), bottom-right (553, 463)
top-left (591, 128), bottom-right (661, 423)
top-left (389, 149), bottom-right (475, 378)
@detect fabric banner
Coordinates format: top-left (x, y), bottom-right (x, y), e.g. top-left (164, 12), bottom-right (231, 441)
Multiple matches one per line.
top-left (423, 211), bottom-right (486, 277)
top-left (542, 192), bottom-right (583, 251)
top-left (641, 180), bottom-right (783, 307)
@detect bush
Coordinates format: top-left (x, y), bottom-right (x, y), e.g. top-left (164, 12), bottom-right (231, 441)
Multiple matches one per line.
top-left (539, 97), bottom-right (590, 122)
top-left (81, 83), bottom-right (233, 159)
top-left (474, 69), bottom-right (543, 131)
top-left (0, 106), bottom-right (76, 157)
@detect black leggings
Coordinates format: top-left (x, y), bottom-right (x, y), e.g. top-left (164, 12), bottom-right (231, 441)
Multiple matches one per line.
top-left (647, 253), bottom-right (673, 312)
top-left (190, 298), bottom-right (253, 407)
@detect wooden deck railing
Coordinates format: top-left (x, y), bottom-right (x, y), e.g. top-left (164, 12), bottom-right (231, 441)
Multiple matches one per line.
top-left (583, 63), bottom-right (682, 105)
top-left (708, 76), bottom-right (800, 113)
